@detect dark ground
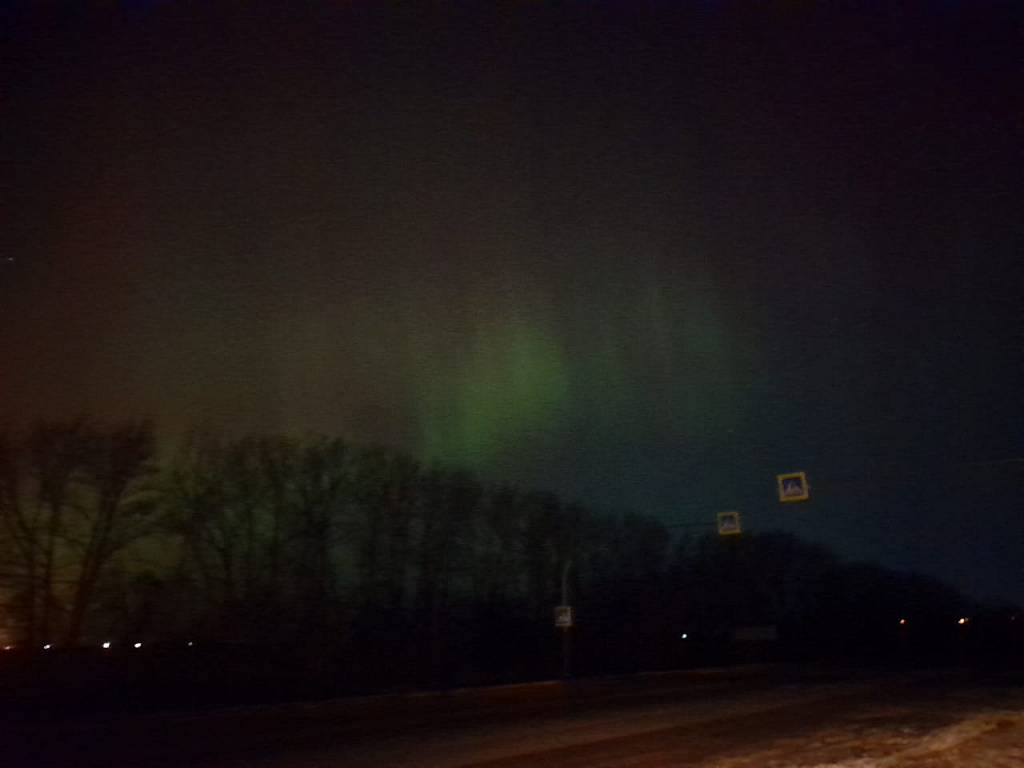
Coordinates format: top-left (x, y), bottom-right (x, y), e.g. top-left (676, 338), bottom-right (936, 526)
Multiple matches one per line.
top-left (5, 663), bottom-right (1024, 767)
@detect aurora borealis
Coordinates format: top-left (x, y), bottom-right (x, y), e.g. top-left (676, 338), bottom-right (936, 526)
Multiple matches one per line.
top-left (2, 2), bottom-right (1022, 603)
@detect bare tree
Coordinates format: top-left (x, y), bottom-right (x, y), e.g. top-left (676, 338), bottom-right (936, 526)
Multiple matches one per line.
top-left (291, 436), bottom-right (351, 626)
top-left (0, 420), bottom-right (157, 646)
top-left (62, 421), bottom-right (158, 646)
top-left (348, 446), bottom-right (420, 610)
top-left (166, 430), bottom-right (317, 642)
top-left (0, 421), bottom-right (88, 644)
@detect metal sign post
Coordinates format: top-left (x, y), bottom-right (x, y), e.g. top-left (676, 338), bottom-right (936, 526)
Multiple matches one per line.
top-left (556, 558), bottom-right (573, 679)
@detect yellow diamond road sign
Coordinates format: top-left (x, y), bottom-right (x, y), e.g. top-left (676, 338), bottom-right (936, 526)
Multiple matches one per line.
top-left (777, 472), bottom-right (809, 502)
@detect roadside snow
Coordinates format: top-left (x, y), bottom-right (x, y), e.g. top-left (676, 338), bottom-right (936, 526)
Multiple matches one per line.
top-left (707, 703), bottom-right (1024, 768)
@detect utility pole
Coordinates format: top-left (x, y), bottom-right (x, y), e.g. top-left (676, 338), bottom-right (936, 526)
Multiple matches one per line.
top-left (560, 557), bottom-right (572, 680)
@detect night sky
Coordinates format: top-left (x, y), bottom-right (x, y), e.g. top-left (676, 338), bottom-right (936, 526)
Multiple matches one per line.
top-left (3, 2), bottom-right (1022, 604)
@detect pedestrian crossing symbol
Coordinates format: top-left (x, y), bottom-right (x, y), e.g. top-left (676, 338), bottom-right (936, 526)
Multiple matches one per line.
top-left (777, 472), bottom-right (809, 502)
top-left (717, 511), bottom-right (742, 535)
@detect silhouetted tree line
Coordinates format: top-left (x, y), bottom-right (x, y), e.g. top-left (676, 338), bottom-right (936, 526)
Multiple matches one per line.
top-left (0, 419), bottom-right (1009, 698)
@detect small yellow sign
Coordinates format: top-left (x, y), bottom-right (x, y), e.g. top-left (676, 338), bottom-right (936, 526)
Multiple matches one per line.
top-left (717, 511), bottom-right (742, 535)
top-left (777, 472), bottom-right (809, 502)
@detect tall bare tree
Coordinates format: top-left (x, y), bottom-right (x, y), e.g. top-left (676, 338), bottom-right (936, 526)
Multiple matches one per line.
top-left (0, 421), bottom-right (90, 644)
top-left (62, 421), bottom-right (158, 646)
top-left (0, 420), bottom-right (157, 646)
top-left (166, 431), bottom-right (302, 640)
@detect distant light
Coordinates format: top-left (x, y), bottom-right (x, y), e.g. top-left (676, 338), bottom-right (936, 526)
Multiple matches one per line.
top-left (134, 642), bottom-right (142, 649)
top-left (958, 618), bottom-right (968, 625)
top-left (187, 641), bottom-right (194, 647)
top-left (681, 633), bottom-right (688, 639)
top-left (3, 646), bottom-right (11, 651)
top-left (102, 642), bottom-right (111, 649)
top-left (899, 619), bottom-right (906, 625)
top-left (43, 644), bottom-right (51, 650)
